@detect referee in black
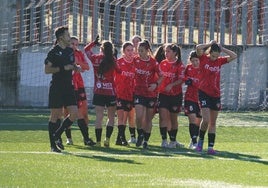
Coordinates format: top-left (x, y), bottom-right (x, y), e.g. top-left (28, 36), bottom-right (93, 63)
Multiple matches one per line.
top-left (44, 26), bottom-right (81, 152)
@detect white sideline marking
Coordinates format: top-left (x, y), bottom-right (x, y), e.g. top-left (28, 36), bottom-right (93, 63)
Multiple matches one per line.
top-left (0, 150), bottom-right (267, 163)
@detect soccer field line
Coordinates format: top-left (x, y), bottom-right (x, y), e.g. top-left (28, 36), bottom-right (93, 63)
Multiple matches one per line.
top-left (0, 150), bottom-right (267, 163)
top-left (1, 122), bottom-right (268, 127)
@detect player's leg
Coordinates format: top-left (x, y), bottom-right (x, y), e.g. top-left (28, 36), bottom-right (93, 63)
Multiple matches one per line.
top-left (127, 108), bottom-right (136, 143)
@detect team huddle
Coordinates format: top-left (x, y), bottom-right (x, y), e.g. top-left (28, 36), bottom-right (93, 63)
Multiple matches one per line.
top-left (45, 26), bottom-right (237, 154)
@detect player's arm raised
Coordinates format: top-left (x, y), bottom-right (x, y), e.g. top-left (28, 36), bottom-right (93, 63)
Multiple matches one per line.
top-left (196, 40), bottom-right (217, 57)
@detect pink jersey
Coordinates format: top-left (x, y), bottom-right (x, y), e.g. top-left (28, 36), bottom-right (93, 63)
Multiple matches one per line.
top-left (158, 59), bottom-right (185, 96)
top-left (184, 64), bottom-right (200, 102)
top-left (199, 54), bottom-right (228, 97)
top-left (115, 57), bottom-right (135, 101)
top-left (72, 49), bottom-right (88, 90)
top-left (84, 43), bottom-right (118, 96)
top-left (134, 56), bottom-right (158, 98)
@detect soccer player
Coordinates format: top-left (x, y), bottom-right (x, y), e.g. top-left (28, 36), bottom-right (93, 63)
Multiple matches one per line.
top-left (134, 39), bottom-right (159, 149)
top-left (63, 36), bottom-right (96, 146)
top-left (126, 35), bottom-right (142, 144)
top-left (45, 26), bottom-right (80, 152)
top-left (196, 40), bottom-right (237, 154)
top-left (115, 41), bottom-right (135, 146)
top-left (184, 51), bottom-right (201, 149)
top-left (84, 37), bottom-right (119, 147)
top-left (153, 43), bottom-right (185, 149)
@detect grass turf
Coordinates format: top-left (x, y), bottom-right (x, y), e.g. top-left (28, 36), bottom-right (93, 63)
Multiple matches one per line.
top-left (0, 110), bottom-right (267, 187)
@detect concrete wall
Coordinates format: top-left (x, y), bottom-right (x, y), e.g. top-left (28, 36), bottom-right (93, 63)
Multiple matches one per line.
top-left (7, 44), bottom-right (266, 110)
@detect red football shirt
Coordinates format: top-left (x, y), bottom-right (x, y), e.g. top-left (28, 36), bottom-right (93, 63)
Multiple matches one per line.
top-left (184, 64), bottom-right (200, 102)
top-left (72, 49), bottom-right (88, 90)
top-left (199, 54), bottom-right (228, 97)
top-left (84, 43), bottom-right (118, 96)
top-left (134, 56), bottom-right (158, 98)
top-left (115, 57), bottom-right (135, 101)
top-left (158, 59), bottom-right (185, 96)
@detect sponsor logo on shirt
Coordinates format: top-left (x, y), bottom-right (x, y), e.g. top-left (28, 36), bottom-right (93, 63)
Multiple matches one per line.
top-left (204, 64), bottom-right (220, 72)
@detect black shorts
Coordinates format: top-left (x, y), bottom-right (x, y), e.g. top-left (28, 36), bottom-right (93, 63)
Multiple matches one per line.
top-left (198, 90), bottom-right (221, 111)
top-left (48, 83), bottom-right (77, 108)
top-left (158, 93), bottom-right (182, 113)
top-left (184, 100), bottom-right (202, 118)
top-left (116, 98), bottom-right (134, 112)
top-left (93, 94), bottom-right (116, 107)
top-left (134, 95), bottom-right (157, 109)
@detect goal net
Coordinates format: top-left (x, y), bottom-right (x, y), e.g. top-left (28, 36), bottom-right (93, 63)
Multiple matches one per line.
top-left (0, 0), bottom-right (267, 110)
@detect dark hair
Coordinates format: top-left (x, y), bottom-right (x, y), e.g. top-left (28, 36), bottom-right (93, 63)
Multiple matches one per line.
top-left (210, 43), bottom-right (221, 53)
top-left (189, 50), bottom-right (198, 60)
top-left (122, 41), bottom-right (134, 51)
top-left (71, 36), bottom-right (78, 40)
top-left (138, 39), bottom-right (152, 53)
top-left (165, 43), bottom-right (182, 62)
top-left (131, 35), bottom-right (142, 42)
top-left (154, 45), bottom-right (165, 63)
top-left (55, 26), bottom-right (68, 40)
top-left (98, 41), bottom-right (116, 76)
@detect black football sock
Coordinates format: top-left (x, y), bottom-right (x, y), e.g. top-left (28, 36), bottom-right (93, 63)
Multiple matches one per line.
top-left (77, 119), bottom-right (89, 140)
top-left (189, 123), bottom-right (199, 144)
top-left (54, 118), bottom-right (73, 139)
top-left (129, 127), bottom-right (136, 138)
top-left (65, 127), bottom-right (72, 139)
top-left (160, 127), bottom-right (167, 140)
top-left (48, 122), bottom-right (56, 147)
top-left (208, 133), bottom-right (216, 148)
top-left (106, 126), bottom-right (114, 139)
top-left (198, 129), bottom-right (206, 141)
top-left (143, 132), bottom-right (151, 142)
top-left (95, 128), bottom-right (102, 142)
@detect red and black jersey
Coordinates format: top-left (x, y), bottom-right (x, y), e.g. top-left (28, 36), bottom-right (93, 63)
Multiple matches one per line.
top-left (115, 57), bottom-right (135, 101)
top-left (84, 42), bottom-right (119, 96)
top-left (184, 64), bottom-right (200, 102)
top-left (198, 54), bottom-right (228, 97)
top-left (158, 59), bottom-right (185, 96)
top-left (134, 56), bottom-right (158, 98)
top-left (72, 49), bottom-right (88, 90)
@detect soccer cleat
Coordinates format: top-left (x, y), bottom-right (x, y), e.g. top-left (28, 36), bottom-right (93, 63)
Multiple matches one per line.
top-left (143, 141), bottom-right (148, 149)
top-left (84, 138), bottom-right (96, 146)
top-left (128, 137), bottom-right (137, 144)
top-left (196, 140), bottom-right (204, 152)
top-left (168, 141), bottom-right (177, 148)
top-left (207, 148), bottom-right (217, 155)
top-left (161, 139), bottom-right (168, 148)
top-left (51, 146), bottom-right (61, 153)
top-left (104, 138), bottom-right (110, 148)
top-left (55, 139), bottom-right (64, 150)
top-left (168, 141), bottom-right (184, 148)
top-left (189, 141), bottom-right (197, 150)
top-left (66, 138), bottom-right (73, 145)
top-left (175, 141), bottom-right (184, 148)
top-left (136, 135), bottom-right (144, 147)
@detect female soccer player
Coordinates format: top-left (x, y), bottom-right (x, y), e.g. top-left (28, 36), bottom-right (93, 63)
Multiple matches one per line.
top-left (115, 41), bottom-right (135, 146)
top-left (63, 36), bottom-right (96, 146)
top-left (184, 51), bottom-right (201, 149)
top-left (153, 43), bottom-right (185, 149)
top-left (84, 37), bottom-right (119, 147)
top-left (134, 39), bottom-right (159, 149)
top-left (45, 26), bottom-right (80, 152)
top-left (126, 35), bottom-right (142, 144)
top-left (196, 41), bottom-right (237, 154)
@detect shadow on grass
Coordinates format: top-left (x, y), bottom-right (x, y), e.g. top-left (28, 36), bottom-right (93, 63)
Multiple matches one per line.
top-left (64, 144), bottom-right (268, 166)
